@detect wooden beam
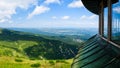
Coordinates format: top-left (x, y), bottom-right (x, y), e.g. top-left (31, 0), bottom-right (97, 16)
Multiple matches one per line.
top-left (99, 0), bottom-right (104, 36)
top-left (101, 0), bottom-right (104, 36)
top-left (108, 0), bottom-right (112, 41)
top-left (99, 6), bottom-right (101, 35)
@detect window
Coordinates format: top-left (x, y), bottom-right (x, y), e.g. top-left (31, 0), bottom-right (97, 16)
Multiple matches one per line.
top-left (112, 0), bottom-right (120, 44)
top-left (104, 7), bottom-right (108, 38)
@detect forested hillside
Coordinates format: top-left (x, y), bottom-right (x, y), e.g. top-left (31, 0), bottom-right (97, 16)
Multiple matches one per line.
top-left (0, 28), bottom-right (79, 59)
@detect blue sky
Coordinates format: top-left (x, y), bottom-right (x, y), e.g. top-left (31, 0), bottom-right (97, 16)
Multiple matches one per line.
top-left (0, 0), bottom-right (99, 28)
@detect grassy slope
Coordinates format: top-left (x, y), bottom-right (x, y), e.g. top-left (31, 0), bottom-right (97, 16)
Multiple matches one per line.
top-left (0, 28), bottom-right (79, 59)
top-left (0, 28), bottom-right (79, 68)
top-left (0, 56), bottom-right (73, 68)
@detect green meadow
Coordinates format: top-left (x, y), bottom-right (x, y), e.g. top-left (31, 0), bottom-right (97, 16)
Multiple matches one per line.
top-left (0, 56), bottom-right (73, 68)
top-left (0, 28), bottom-right (79, 68)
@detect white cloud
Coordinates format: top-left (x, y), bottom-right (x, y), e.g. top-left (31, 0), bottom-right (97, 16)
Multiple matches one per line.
top-left (52, 16), bottom-right (57, 19)
top-left (113, 6), bottom-right (120, 13)
top-left (44, 0), bottom-right (61, 4)
top-left (0, 0), bottom-right (37, 23)
top-left (62, 16), bottom-right (70, 20)
top-left (28, 6), bottom-right (50, 19)
top-left (89, 15), bottom-right (97, 19)
top-left (80, 15), bottom-right (97, 20)
top-left (0, 19), bottom-right (6, 23)
top-left (79, 15), bottom-right (98, 28)
top-left (80, 15), bottom-right (87, 19)
top-left (68, 0), bottom-right (83, 8)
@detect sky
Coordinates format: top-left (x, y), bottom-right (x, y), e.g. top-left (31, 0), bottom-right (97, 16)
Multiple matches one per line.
top-left (0, 0), bottom-right (101, 28)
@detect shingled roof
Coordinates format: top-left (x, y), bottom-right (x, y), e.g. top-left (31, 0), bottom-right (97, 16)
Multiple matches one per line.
top-left (71, 35), bottom-right (120, 68)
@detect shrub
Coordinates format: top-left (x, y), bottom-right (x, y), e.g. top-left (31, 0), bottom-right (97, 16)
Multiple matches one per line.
top-left (30, 58), bottom-right (36, 60)
top-left (56, 60), bottom-right (68, 64)
top-left (31, 63), bottom-right (41, 67)
top-left (15, 58), bottom-right (23, 62)
top-left (49, 60), bottom-right (55, 65)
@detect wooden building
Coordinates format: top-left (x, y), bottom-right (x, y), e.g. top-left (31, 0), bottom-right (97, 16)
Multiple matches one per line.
top-left (72, 0), bottom-right (120, 68)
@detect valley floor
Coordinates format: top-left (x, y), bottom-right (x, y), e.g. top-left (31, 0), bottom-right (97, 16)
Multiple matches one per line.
top-left (0, 56), bottom-right (73, 68)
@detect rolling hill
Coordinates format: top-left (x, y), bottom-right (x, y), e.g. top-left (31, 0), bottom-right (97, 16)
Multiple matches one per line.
top-left (0, 28), bottom-right (79, 59)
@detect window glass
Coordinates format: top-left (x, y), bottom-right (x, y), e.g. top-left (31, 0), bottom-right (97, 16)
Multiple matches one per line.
top-left (112, 0), bottom-right (120, 44)
top-left (104, 7), bottom-right (108, 38)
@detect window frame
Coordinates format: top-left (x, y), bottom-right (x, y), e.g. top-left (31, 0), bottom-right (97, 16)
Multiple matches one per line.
top-left (99, 0), bottom-right (120, 47)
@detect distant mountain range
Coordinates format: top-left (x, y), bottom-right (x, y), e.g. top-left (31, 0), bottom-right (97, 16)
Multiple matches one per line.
top-left (9, 28), bottom-right (98, 36)
top-left (8, 28), bottom-right (98, 45)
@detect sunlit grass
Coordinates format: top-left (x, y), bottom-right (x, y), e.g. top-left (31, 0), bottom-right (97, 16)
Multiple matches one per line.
top-left (0, 56), bottom-right (73, 68)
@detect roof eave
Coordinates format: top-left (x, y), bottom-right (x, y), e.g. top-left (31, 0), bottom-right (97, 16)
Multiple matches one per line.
top-left (81, 0), bottom-right (119, 15)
